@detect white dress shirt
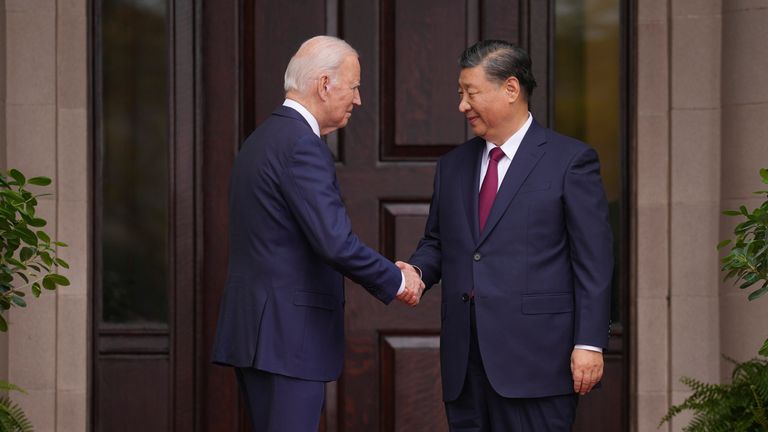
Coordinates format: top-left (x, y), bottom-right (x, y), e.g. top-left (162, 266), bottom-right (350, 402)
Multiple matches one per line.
top-left (283, 99), bottom-right (321, 137)
top-left (282, 99), bottom-right (407, 295)
top-left (477, 113), bottom-right (601, 354)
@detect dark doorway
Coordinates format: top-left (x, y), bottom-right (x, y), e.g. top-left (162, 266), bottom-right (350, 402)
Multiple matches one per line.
top-left (92, 1), bottom-right (630, 431)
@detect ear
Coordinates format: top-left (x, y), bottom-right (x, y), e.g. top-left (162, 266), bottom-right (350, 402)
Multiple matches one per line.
top-left (317, 74), bottom-right (332, 102)
top-left (505, 76), bottom-right (521, 103)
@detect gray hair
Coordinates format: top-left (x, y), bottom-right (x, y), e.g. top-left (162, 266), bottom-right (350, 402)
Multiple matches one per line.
top-left (284, 36), bottom-right (358, 95)
top-left (459, 40), bottom-right (537, 100)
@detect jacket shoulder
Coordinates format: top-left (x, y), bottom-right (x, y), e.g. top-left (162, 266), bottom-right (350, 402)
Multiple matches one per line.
top-left (544, 128), bottom-right (593, 155)
top-left (439, 137), bottom-right (484, 165)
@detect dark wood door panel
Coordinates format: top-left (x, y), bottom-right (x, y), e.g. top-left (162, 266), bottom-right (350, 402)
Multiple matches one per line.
top-left (197, 1), bottom-right (628, 431)
top-left (380, 0), bottom-right (470, 159)
top-left (380, 335), bottom-right (447, 432)
top-left (97, 357), bottom-right (169, 431)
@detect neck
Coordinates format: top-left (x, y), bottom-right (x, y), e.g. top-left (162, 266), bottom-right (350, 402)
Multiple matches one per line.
top-left (488, 107), bottom-right (529, 144)
top-left (286, 92), bottom-right (323, 126)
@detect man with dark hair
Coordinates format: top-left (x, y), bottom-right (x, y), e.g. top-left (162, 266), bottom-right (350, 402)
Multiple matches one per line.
top-left (401, 39), bottom-right (613, 430)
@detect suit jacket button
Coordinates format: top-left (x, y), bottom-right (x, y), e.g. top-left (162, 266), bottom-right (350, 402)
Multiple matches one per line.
top-left (473, 253), bottom-right (482, 261)
top-left (461, 293), bottom-right (470, 302)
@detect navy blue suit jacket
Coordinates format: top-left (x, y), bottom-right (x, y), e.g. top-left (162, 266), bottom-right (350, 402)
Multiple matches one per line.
top-left (212, 106), bottom-right (401, 381)
top-left (410, 120), bottom-right (613, 401)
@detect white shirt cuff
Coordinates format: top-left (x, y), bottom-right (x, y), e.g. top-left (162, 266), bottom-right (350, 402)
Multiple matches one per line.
top-left (574, 344), bottom-right (603, 353)
top-left (396, 271), bottom-right (405, 295)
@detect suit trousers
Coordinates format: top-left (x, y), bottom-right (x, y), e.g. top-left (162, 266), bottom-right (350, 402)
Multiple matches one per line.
top-left (235, 367), bottom-right (325, 432)
top-left (444, 301), bottom-right (578, 432)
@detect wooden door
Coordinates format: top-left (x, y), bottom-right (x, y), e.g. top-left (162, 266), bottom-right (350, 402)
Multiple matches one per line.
top-left (200, 1), bottom-right (628, 431)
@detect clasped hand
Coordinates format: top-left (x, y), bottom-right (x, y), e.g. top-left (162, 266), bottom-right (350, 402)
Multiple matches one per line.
top-left (394, 261), bottom-right (424, 306)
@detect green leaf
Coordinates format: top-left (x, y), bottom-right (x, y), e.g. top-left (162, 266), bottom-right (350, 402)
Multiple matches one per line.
top-left (41, 277), bottom-right (55, 290)
top-left (39, 252), bottom-right (53, 266)
top-left (4, 257), bottom-right (25, 270)
top-left (723, 210), bottom-right (742, 216)
top-left (27, 176), bottom-right (51, 186)
top-left (740, 273), bottom-right (761, 289)
top-left (0, 314), bottom-right (7, 332)
top-left (16, 273), bottom-right (28, 284)
top-left (759, 339), bottom-right (768, 357)
top-left (717, 239), bottom-right (732, 250)
top-left (18, 247), bottom-right (33, 262)
top-left (10, 296), bottom-right (26, 308)
top-left (36, 231), bottom-right (50, 243)
top-left (0, 190), bottom-right (22, 204)
top-left (31, 283), bottom-right (41, 298)
top-left (760, 168), bottom-right (768, 183)
top-left (14, 227), bottom-right (37, 246)
top-left (7, 169), bottom-right (25, 186)
top-left (748, 282), bottom-right (768, 301)
top-left (52, 241), bottom-right (68, 247)
top-left (741, 205), bottom-right (750, 217)
top-left (46, 274), bottom-right (69, 286)
top-left (0, 380), bottom-right (26, 393)
top-left (55, 257), bottom-right (70, 269)
top-left (27, 218), bottom-right (46, 228)
top-left (42, 274), bottom-right (69, 290)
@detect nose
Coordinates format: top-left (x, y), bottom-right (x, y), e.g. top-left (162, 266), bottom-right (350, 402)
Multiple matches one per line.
top-left (458, 95), bottom-right (470, 113)
top-left (353, 88), bottom-right (362, 106)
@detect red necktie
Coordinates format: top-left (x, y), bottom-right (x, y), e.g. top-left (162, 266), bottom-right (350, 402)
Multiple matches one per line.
top-left (478, 147), bottom-right (504, 232)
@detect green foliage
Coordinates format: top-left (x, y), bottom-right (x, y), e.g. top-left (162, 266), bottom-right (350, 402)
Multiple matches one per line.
top-left (660, 357), bottom-right (768, 431)
top-left (719, 168), bottom-right (768, 302)
top-left (662, 169), bottom-right (768, 430)
top-left (0, 380), bottom-right (31, 432)
top-left (0, 169), bottom-right (70, 332)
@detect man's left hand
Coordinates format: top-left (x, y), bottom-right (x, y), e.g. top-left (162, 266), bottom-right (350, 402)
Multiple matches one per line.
top-left (570, 348), bottom-right (603, 395)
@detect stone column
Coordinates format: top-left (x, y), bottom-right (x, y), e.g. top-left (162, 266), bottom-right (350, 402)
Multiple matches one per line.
top-left (4, 0), bottom-right (89, 430)
top-left (719, 0), bottom-right (768, 377)
top-left (635, 0), bottom-right (672, 429)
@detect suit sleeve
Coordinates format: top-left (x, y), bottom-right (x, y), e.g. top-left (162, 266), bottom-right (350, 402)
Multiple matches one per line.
top-left (280, 135), bottom-right (401, 304)
top-left (563, 148), bottom-right (613, 349)
top-left (408, 160), bottom-right (443, 290)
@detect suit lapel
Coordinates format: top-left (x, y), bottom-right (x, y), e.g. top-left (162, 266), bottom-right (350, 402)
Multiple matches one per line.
top-left (477, 120), bottom-right (547, 247)
top-left (460, 138), bottom-right (485, 244)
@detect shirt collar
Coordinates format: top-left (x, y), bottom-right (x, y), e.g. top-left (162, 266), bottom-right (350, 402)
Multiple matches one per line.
top-left (283, 98), bottom-right (321, 137)
top-left (485, 112), bottom-right (533, 159)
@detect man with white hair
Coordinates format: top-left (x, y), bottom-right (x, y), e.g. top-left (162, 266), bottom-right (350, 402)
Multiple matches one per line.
top-left (211, 35), bottom-right (425, 431)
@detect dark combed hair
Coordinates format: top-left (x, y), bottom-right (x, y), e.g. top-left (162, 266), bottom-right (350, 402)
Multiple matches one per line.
top-left (459, 40), bottom-right (538, 100)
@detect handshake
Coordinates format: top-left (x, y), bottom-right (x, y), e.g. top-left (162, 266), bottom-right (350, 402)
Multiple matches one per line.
top-left (394, 261), bottom-right (425, 307)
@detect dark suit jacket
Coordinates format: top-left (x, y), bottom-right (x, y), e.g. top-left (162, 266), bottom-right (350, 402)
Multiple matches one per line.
top-left (410, 119), bottom-right (613, 401)
top-left (212, 106), bottom-right (401, 381)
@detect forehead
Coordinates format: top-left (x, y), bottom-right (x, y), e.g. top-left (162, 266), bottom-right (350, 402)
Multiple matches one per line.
top-left (459, 65), bottom-right (492, 87)
top-left (337, 55), bottom-right (360, 81)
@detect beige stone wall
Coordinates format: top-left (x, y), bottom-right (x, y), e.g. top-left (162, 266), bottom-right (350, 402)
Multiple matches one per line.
top-left (719, 0), bottom-right (768, 374)
top-left (3, 0), bottom-right (89, 431)
top-left (636, 1), bottom-right (768, 431)
top-left (0, 0), bottom-right (7, 388)
top-left (635, 0), bottom-right (671, 429)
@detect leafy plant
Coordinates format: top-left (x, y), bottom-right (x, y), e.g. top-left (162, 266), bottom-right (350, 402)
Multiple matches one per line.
top-left (719, 168), bottom-right (768, 299)
top-left (719, 168), bottom-right (768, 355)
top-left (0, 168), bottom-right (70, 331)
top-left (0, 168), bottom-right (71, 432)
top-left (0, 381), bottom-right (31, 432)
top-left (659, 357), bottom-right (768, 431)
top-left (661, 169), bottom-right (768, 430)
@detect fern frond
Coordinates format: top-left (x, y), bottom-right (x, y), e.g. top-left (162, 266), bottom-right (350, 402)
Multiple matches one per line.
top-left (661, 358), bottom-right (768, 431)
top-left (0, 396), bottom-right (33, 432)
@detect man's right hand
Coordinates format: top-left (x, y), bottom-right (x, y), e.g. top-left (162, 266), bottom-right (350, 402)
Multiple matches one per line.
top-left (395, 261), bottom-right (424, 306)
